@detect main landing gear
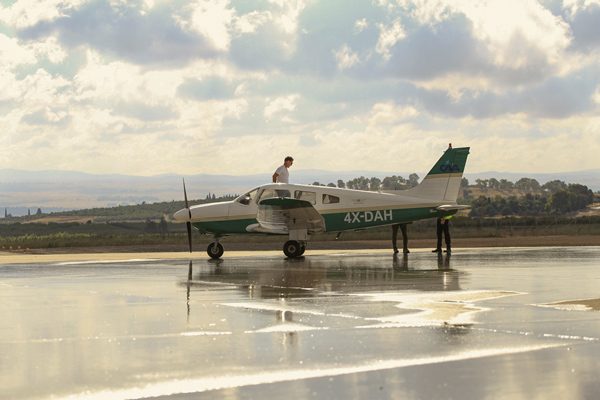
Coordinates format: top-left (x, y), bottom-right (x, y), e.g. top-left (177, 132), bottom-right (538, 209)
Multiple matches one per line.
top-left (207, 241), bottom-right (224, 259)
top-left (283, 240), bottom-right (306, 258)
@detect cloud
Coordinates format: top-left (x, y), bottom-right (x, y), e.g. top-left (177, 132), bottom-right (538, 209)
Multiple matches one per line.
top-left (21, 107), bottom-right (71, 126)
top-left (264, 94), bottom-right (299, 121)
top-left (567, 2), bottom-right (600, 50)
top-left (0, 0), bottom-right (599, 177)
top-left (0, 0), bottom-right (84, 29)
top-left (18, 0), bottom-right (219, 66)
top-left (333, 44), bottom-right (360, 70)
top-left (375, 19), bottom-right (406, 60)
top-left (179, 0), bottom-right (234, 51)
top-left (178, 77), bottom-right (237, 100)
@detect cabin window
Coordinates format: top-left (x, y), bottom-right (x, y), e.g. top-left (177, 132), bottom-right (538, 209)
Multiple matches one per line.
top-left (322, 194), bottom-right (340, 204)
top-left (294, 190), bottom-right (316, 204)
top-left (236, 188), bottom-right (258, 205)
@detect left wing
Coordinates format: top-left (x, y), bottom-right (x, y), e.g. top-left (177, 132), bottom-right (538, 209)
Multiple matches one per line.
top-left (246, 197), bottom-right (325, 234)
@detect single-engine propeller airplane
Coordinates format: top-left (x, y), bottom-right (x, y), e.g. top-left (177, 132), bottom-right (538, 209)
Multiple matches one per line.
top-left (174, 146), bottom-right (470, 259)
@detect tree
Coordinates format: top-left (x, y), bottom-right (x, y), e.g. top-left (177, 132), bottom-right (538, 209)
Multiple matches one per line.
top-left (488, 178), bottom-right (500, 190)
top-left (327, 182), bottom-right (336, 187)
top-left (337, 180), bottom-right (345, 188)
top-left (515, 178), bottom-right (541, 193)
top-left (382, 175), bottom-right (406, 190)
top-left (408, 173), bottom-right (420, 188)
top-left (370, 177), bottom-right (381, 191)
top-left (567, 184), bottom-right (594, 210)
top-left (36, 208), bottom-right (42, 215)
top-left (548, 190), bottom-right (570, 214)
top-left (475, 179), bottom-right (488, 189)
top-left (542, 180), bottom-right (567, 193)
top-left (499, 179), bottom-right (514, 190)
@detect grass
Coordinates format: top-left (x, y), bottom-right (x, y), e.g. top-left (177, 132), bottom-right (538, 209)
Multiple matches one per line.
top-left (2, 216), bottom-right (599, 250)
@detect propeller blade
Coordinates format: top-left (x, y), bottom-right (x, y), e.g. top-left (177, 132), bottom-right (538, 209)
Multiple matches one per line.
top-left (186, 221), bottom-right (193, 253)
top-left (183, 178), bottom-right (193, 253)
top-left (183, 178), bottom-right (191, 219)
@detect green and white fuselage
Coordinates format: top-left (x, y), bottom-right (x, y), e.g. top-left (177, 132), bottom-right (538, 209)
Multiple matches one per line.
top-left (173, 147), bottom-right (470, 257)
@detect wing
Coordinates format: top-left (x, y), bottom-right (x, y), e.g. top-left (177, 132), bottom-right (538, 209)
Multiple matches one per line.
top-left (246, 197), bottom-right (325, 234)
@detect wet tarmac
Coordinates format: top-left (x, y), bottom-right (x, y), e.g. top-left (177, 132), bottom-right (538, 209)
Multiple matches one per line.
top-left (1, 247), bottom-right (600, 399)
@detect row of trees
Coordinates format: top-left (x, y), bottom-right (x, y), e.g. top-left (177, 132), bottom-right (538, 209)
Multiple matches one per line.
top-left (311, 175), bottom-right (594, 217)
top-left (312, 173), bottom-right (421, 191)
top-left (471, 177), bottom-right (570, 194)
top-left (469, 183), bottom-right (595, 216)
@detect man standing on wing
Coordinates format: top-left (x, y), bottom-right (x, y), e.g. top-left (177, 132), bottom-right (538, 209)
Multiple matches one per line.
top-left (273, 156), bottom-right (294, 183)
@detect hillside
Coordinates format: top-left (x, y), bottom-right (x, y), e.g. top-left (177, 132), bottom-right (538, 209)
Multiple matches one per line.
top-left (2, 168), bottom-right (599, 216)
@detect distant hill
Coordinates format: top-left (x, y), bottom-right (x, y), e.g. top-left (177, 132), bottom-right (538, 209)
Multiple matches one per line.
top-left (1, 168), bottom-right (598, 216)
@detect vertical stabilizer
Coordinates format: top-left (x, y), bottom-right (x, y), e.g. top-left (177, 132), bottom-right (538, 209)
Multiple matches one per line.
top-left (403, 147), bottom-right (470, 202)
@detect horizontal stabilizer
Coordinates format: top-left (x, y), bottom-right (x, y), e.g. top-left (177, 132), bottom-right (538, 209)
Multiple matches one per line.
top-left (435, 204), bottom-right (471, 211)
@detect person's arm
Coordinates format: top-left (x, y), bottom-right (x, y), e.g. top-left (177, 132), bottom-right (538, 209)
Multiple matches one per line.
top-left (272, 172), bottom-right (278, 182)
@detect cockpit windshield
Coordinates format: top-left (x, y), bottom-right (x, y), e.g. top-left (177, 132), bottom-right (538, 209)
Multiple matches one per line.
top-left (235, 188), bottom-right (258, 206)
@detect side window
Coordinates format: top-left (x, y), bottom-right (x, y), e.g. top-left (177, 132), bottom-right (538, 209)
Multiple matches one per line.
top-left (294, 190), bottom-right (316, 204)
top-left (323, 194), bottom-right (340, 204)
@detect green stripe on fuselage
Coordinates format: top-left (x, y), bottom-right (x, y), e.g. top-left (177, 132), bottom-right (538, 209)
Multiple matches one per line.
top-left (322, 207), bottom-right (437, 231)
top-left (193, 218), bottom-right (258, 234)
top-left (192, 206), bottom-right (453, 235)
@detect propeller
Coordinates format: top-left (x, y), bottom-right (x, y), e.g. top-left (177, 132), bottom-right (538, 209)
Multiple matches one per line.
top-left (183, 178), bottom-right (193, 253)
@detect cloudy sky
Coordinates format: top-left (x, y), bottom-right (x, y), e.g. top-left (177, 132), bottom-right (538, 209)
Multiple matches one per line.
top-left (1, 0), bottom-right (599, 176)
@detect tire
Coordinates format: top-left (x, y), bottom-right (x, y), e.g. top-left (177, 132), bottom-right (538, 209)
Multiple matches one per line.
top-left (283, 240), bottom-right (302, 258)
top-left (207, 242), bottom-right (224, 259)
top-left (299, 244), bottom-right (306, 256)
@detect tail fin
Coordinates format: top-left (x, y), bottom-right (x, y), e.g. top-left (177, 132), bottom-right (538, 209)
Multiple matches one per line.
top-left (403, 147), bottom-right (470, 202)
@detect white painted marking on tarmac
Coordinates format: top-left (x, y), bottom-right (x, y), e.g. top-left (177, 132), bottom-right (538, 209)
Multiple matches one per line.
top-left (51, 344), bottom-right (564, 400)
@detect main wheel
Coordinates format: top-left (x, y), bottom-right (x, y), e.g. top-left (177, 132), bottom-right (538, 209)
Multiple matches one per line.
top-left (299, 244), bottom-right (306, 256)
top-left (283, 240), bottom-right (303, 258)
top-left (207, 242), bottom-right (224, 259)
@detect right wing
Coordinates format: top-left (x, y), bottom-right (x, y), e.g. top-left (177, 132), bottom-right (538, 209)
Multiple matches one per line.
top-left (246, 197), bottom-right (325, 234)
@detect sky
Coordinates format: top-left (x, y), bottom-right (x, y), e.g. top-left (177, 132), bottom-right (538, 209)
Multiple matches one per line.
top-left (1, 0), bottom-right (599, 176)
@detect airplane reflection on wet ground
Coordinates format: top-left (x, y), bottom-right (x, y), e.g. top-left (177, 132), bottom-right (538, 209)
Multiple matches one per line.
top-left (1, 247), bottom-right (600, 399)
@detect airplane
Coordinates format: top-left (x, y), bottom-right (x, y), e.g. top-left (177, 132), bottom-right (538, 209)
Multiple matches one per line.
top-left (173, 146), bottom-right (470, 259)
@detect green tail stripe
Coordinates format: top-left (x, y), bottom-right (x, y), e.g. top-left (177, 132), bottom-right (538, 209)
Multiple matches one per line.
top-left (426, 147), bottom-right (470, 176)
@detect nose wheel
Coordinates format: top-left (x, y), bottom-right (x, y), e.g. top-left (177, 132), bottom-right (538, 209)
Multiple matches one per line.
top-left (207, 242), bottom-right (224, 259)
top-left (283, 240), bottom-right (305, 258)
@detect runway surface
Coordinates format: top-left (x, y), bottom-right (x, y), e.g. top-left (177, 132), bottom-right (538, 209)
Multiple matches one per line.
top-left (1, 247), bottom-right (600, 399)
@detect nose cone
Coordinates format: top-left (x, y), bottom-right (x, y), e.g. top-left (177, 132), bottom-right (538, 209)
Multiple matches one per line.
top-left (173, 208), bottom-right (189, 222)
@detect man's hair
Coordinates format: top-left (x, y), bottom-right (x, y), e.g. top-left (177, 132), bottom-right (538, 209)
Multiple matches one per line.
top-left (284, 156), bottom-right (294, 162)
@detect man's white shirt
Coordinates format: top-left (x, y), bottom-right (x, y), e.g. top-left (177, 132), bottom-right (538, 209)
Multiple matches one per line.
top-left (274, 165), bottom-right (289, 183)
